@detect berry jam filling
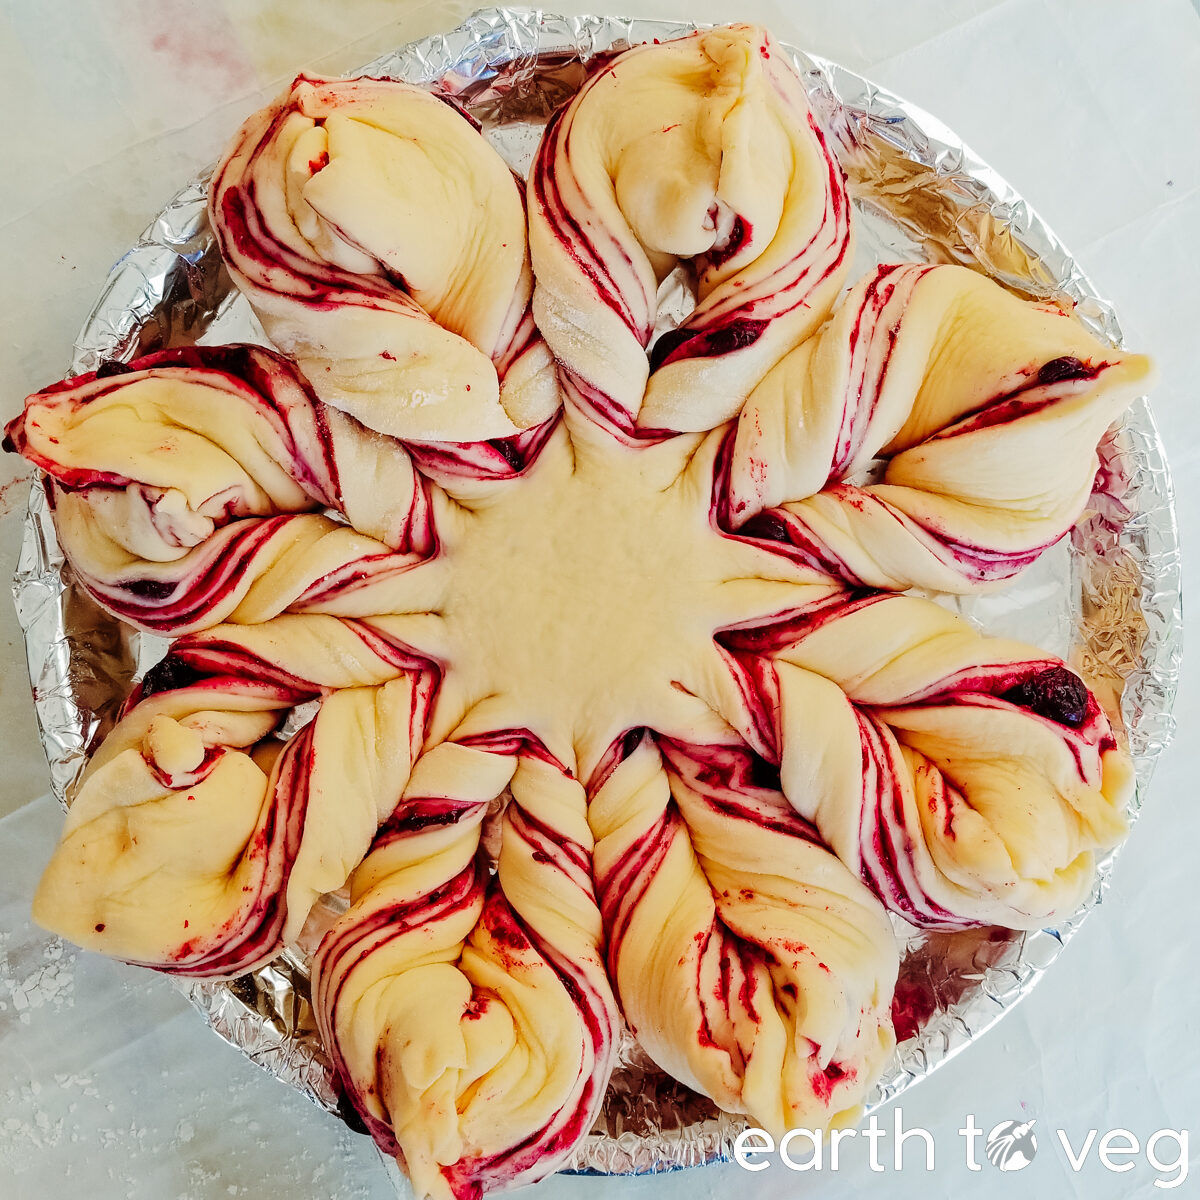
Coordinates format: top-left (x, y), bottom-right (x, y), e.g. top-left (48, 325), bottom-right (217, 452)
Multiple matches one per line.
top-left (747, 752), bottom-right (782, 792)
top-left (335, 1089), bottom-right (370, 1136)
top-left (707, 215), bottom-right (751, 269)
top-left (891, 977), bottom-right (938, 1043)
top-left (489, 436), bottom-right (525, 471)
top-left (140, 655), bottom-right (208, 698)
top-left (1000, 665), bottom-right (1088, 728)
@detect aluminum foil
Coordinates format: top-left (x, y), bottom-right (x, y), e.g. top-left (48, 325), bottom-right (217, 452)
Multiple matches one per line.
top-left (12, 6), bottom-right (1182, 1185)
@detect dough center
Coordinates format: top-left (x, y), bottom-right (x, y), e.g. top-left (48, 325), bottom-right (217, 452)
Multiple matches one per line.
top-left (434, 423), bottom-right (783, 773)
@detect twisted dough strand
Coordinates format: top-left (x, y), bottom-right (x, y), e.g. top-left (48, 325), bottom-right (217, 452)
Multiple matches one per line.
top-left (210, 74), bottom-right (557, 444)
top-left (722, 264), bottom-right (1155, 591)
top-left (5, 346), bottom-right (435, 634)
top-left (32, 615), bottom-right (435, 977)
top-left (529, 25), bottom-right (851, 440)
top-left (313, 737), bottom-right (618, 1200)
top-left (588, 732), bottom-right (897, 1137)
top-left (716, 591), bottom-right (1133, 928)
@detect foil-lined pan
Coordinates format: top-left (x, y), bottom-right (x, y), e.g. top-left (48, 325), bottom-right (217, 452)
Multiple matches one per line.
top-left (12, 7), bottom-right (1182, 1183)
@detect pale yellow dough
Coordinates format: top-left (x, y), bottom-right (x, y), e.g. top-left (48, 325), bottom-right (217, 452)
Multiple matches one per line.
top-left (728, 263), bottom-right (1155, 590)
top-left (212, 76), bottom-right (557, 442)
top-left (12, 24), bottom-right (1154, 1199)
top-left (314, 744), bottom-right (618, 1200)
top-left (589, 737), bottom-right (898, 1136)
top-left (529, 24), bottom-right (850, 433)
top-left (32, 616), bottom-right (428, 974)
top-left (421, 422), bottom-right (828, 779)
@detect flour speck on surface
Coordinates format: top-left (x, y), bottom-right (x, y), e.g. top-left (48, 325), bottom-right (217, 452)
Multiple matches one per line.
top-left (0, 933), bottom-right (77, 1024)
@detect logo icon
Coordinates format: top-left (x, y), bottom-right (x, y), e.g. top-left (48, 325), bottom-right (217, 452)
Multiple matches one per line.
top-left (986, 1119), bottom-right (1038, 1171)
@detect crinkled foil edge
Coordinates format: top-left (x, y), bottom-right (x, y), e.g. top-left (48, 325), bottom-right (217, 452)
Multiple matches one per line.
top-left (12, 6), bottom-right (1182, 1182)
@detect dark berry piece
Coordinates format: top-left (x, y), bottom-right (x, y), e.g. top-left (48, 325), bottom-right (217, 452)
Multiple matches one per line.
top-left (621, 727), bottom-right (647, 758)
top-left (747, 753), bottom-right (782, 792)
top-left (489, 437), bottom-right (525, 471)
top-left (95, 359), bottom-right (135, 379)
top-left (1000, 665), bottom-right (1089, 728)
top-left (140, 655), bottom-right (206, 698)
top-left (647, 326), bottom-right (693, 372)
top-left (1037, 356), bottom-right (1092, 385)
top-left (122, 577), bottom-right (177, 600)
top-left (740, 511), bottom-right (793, 544)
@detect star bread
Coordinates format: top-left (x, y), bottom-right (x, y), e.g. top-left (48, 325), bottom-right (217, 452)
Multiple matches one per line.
top-left (5, 25), bottom-right (1151, 1200)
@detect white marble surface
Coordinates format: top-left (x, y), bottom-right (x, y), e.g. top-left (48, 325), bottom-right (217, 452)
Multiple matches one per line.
top-left (1, 2), bottom-right (1197, 1198)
